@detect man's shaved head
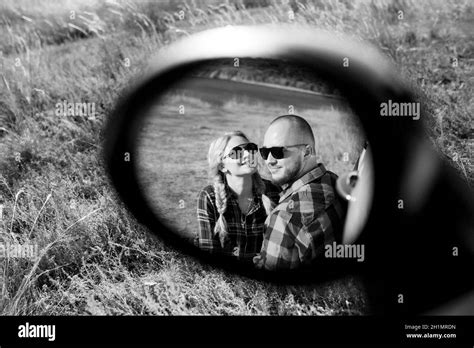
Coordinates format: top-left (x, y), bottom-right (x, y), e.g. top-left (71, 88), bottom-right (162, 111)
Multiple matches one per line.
top-left (262, 114), bottom-right (317, 186)
top-left (265, 115), bottom-right (315, 148)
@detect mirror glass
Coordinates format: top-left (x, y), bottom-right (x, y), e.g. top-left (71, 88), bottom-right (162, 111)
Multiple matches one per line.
top-left (135, 58), bottom-right (372, 271)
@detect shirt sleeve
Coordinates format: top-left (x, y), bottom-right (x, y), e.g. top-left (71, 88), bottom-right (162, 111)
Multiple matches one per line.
top-left (196, 189), bottom-right (220, 253)
top-left (292, 190), bottom-right (343, 266)
top-left (292, 208), bottom-right (332, 263)
top-left (254, 208), bottom-right (299, 270)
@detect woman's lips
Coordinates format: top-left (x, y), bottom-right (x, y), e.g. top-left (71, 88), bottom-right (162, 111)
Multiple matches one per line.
top-left (241, 162), bottom-right (258, 169)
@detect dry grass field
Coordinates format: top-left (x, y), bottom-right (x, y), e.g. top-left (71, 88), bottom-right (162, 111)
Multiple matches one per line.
top-left (0, 0), bottom-right (472, 315)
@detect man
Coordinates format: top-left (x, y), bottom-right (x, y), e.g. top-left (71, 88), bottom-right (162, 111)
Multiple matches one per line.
top-left (253, 114), bottom-right (347, 271)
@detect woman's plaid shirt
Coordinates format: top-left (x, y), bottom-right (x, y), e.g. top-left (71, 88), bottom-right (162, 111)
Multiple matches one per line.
top-left (254, 164), bottom-right (347, 271)
top-left (195, 181), bottom-right (280, 263)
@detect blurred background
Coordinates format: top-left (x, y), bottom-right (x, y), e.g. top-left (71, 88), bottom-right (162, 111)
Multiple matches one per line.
top-left (0, 0), bottom-right (472, 315)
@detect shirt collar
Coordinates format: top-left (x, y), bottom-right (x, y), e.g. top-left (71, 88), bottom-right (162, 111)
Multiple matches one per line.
top-left (279, 163), bottom-right (327, 202)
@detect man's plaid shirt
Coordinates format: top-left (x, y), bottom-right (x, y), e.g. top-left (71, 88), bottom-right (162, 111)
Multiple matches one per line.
top-left (195, 181), bottom-right (280, 263)
top-left (254, 164), bottom-right (347, 271)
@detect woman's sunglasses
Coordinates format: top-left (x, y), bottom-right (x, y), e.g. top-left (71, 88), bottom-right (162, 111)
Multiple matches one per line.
top-left (223, 142), bottom-right (259, 160)
top-left (259, 144), bottom-right (308, 160)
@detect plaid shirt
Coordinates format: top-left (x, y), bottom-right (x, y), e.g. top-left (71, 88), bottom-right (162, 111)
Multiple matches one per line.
top-left (254, 164), bottom-right (347, 271)
top-left (196, 181), bottom-right (280, 263)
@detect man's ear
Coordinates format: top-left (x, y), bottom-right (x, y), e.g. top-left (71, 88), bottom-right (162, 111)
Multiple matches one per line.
top-left (303, 145), bottom-right (313, 157)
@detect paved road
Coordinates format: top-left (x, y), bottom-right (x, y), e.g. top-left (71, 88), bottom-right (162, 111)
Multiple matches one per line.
top-left (171, 76), bottom-right (347, 109)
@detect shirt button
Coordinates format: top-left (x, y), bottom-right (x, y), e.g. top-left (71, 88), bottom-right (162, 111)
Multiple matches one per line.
top-left (288, 200), bottom-right (294, 211)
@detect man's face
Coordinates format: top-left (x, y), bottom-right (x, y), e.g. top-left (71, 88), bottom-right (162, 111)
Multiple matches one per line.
top-left (262, 125), bottom-right (304, 186)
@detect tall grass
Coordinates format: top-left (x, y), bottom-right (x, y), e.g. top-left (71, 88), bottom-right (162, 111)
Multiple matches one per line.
top-left (0, 0), bottom-right (472, 315)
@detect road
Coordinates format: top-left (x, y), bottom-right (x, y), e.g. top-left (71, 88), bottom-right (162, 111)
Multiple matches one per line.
top-left (170, 76), bottom-right (347, 109)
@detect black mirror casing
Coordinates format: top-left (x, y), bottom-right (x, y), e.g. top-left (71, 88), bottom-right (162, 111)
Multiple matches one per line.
top-left (104, 25), bottom-right (474, 314)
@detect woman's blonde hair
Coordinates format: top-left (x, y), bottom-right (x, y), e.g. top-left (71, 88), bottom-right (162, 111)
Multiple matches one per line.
top-left (208, 131), bottom-right (274, 248)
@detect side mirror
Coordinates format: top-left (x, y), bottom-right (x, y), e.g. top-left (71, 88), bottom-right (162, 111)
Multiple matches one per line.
top-left (336, 142), bottom-right (374, 245)
top-left (104, 25), bottom-right (474, 314)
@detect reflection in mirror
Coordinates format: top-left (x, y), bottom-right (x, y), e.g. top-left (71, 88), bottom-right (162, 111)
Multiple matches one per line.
top-left (136, 58), bottom-right (371, 271)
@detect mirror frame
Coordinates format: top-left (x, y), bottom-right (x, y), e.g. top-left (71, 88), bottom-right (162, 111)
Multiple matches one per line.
top-left (104, 25), bottom-right (474, 314)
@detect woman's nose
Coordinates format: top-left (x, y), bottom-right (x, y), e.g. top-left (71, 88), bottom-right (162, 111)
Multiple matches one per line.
top-left (244, 150), bottom-right (259, 167)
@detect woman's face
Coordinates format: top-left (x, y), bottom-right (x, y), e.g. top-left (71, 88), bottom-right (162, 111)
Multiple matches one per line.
top-left (221, 136), bottom-right (258, 177)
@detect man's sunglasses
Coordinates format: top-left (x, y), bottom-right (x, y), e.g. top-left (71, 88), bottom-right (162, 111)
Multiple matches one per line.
top-left (259, 144), bottom-right (308, 160)
top-left (223, 142), bottom-right (258, 160)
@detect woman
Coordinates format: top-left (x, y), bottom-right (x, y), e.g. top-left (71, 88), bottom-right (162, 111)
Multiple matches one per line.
top-left (196, 130), bottom-right (280, 263)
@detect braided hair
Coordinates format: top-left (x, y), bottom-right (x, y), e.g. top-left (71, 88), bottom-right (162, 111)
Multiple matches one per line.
top-left (207, 131), bottom-right (274, 248)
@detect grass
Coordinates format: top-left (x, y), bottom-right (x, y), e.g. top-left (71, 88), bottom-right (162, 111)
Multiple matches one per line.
top-left (0, 0), bottom-right (472, 315)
